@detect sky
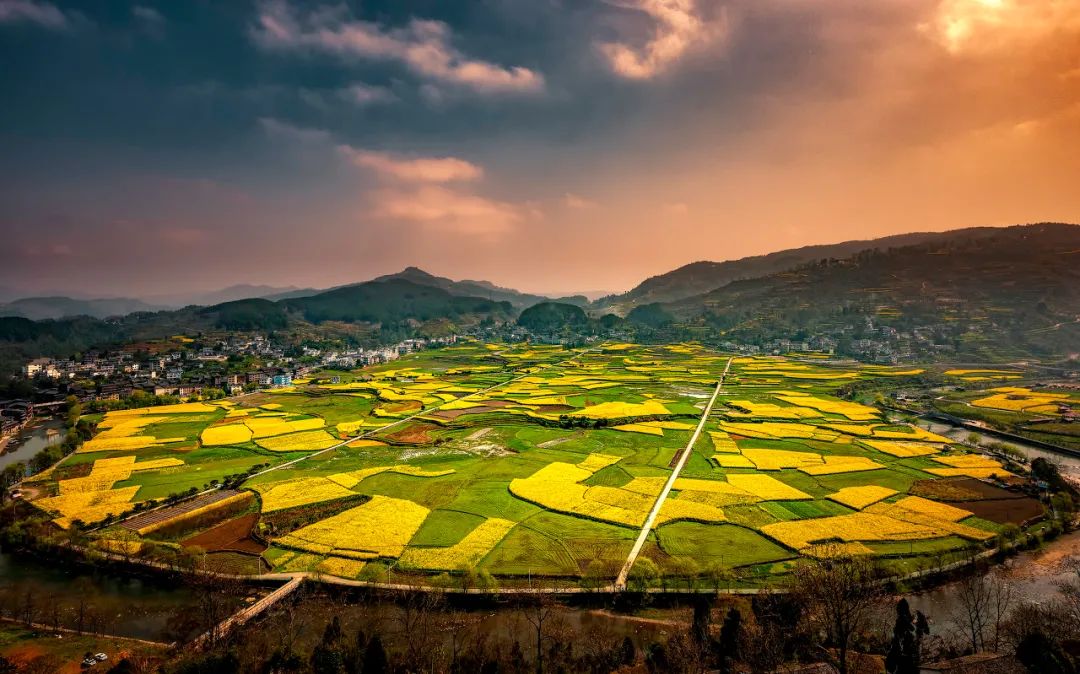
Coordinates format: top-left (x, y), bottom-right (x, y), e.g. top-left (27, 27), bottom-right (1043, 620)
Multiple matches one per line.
top-left (1, 0), bottom-right (1079, 298)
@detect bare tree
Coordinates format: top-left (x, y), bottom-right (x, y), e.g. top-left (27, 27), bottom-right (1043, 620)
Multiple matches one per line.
top-left (1058, 555), bottom-right (1080, 624)
top-left (395, 589), bottom-right (444, 672)
top-left (44, 593), bottom-right (62, 634)
top-left (986, 572), bottom-right (1013, 652)
top-left (19, 587), bottom-right (36, 627)
top-left (793, 548), bottom-right (884, 674)
top-left (521, 587), bottom-right (561, 674)
top-left (439, 609), bottom-right (482, 673)
top-left (948, 569), bottom-right (1012, 653)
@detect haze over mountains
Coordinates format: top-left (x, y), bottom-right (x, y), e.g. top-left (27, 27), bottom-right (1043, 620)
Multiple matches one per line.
top-left (1, 223), bottom-right (1078, 375)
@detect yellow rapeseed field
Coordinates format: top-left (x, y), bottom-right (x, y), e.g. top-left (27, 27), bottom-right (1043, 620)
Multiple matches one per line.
top-left (926, 453), bottom-right (1012, 478)
top-left (611, 423), bottom-right (664, 436)
top-left (201, 423), bottom-right (254, 446)
top-left (654, 498), bottom-right (726, 526)
top-left (576, 453), bottom-right (623, 472)
top-left (888, 496), bottom-right (972, 522)
top-left (106, 402), bottom-right (217, 416)
top-left (726, 400), bottom-right (821, 419)
top-left (569, 400), bottom-right (669, 419)
top-left (38, 486), bottom-right (140, 529)
top-left (826, 485), bottom-right (897, 510)
top-left (804, 542), bottom-right (875, 558)
top-left (78, 435), bottom-right (169, 453)
top-left (276, 495), bottom-right (429, 558)
top-left (708, 430), bottom-right (739, 453)
top-left (509, 462), bottom-right (647, 527)
top-left (58, 456), bottom-right (184, 494)
top-left (870, 426), bottom-right (953, 443)
top-left (741, 448), bottom-right (823, 471)
top-left (95, 538), bottom-right (145, 556)
top-left (860, 440), bottom-right (941, 458)
top-left (971, 387), bottom-right (1068, 412)
top-left (798, 455), bottom-right (883, 475)
top-left (246, 416), bottom-right (326, 439)
top-left (719, 422), bottom-right (839, 442)
top-left (399, 518), bottom-right (516, 571)
top-left (761, 512), bottom-right (939, 551)
top-left (711, 454), bottom-right (755, 468)
top-left (726, 474), bottom-right (811, 500)
top-left (327, 465), bottom-right (455, 489)
top-left (933, 454), bottom-right (1001, 468)
top-left (317, 556), bottom-right (368, 578)
top-left (255, 477), bottom-right (358, 512)
top-left (255, 429), bottom-right (340, 452)
top-left (864, 501), bottom-right (993, 542)
top-left (773, 394), bottom-right (879, 421)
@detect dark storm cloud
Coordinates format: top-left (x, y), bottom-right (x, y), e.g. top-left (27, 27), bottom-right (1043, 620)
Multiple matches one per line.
top-left (1, 0), bottom-right (1078, 296)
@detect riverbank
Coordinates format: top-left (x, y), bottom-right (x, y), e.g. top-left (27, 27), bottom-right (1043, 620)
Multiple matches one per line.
top-left (0, 623), bottom-right (168, 673)
top-left (0, 417), bottom-right (64, 471)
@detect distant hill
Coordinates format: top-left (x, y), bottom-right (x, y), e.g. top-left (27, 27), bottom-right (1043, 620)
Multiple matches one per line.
top-left (0, 296), bottom-right (166, 320)
top-left (595, 228), bottom-right (1011, 313)
top-left (517, 302), bottom-right (588, 331)
top-left (284, 278), bottom-right (514, 325)
top-left (0, 277), bottom-right (515, 377)
top-left (147, 284), bottom-right (315, 307)
top-left (663, 222), bottom-right (1080, 357)
top-left (372, 267), bottom-right (549, 309)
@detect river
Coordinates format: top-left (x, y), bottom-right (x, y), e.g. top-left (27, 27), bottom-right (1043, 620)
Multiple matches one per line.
top-left (0, 417), bottom-right (65, 472)
top-left (919, 418), bottom-right (1080, 481)
top-left (0, 551), bottom-right (196, 641)
top-left (907, 528), bottom-right (1080, 626)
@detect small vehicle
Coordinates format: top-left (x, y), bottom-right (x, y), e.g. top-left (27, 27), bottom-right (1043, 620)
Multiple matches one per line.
top-left (81, 657), bottom-right (97, 667)
top-left (94, 653), bottom-right (108, 661)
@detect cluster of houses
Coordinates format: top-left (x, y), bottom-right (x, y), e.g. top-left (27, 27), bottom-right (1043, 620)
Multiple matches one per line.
top-left (19, 334), bottom-right (460, 405)
top-left (0, 400), bottom-right (33, 438)
top-left (316, 338), bottom-right (446, 369)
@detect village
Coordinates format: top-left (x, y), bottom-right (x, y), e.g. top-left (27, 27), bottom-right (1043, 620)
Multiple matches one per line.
top-left (1, 334), bottom-right (459, 444)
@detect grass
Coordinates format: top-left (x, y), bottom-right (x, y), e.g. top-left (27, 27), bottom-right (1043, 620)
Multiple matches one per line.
top-left (409, 509), bottom-right (486, 547)
top-left (656, 522), bottom-right (793, 567)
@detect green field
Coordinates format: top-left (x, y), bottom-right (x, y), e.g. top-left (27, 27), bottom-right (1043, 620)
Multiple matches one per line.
top-left (27, 341), bottom-right (1041, 587)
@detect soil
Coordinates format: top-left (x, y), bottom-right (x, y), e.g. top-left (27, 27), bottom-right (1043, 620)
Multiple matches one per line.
top-left (466, 428), bottom-right (493, 441)
top-left (954, 498), bottom-right (1044, 525)
top-left (384, 423), bottom-right (438, 444)
top-left (181, 513), bottom-right (266, 555)
top-left (533, 405), bottom-right (576, 413)
top-left (428, 399), bottom-right (516, 421)
top-left (910, 477), bottom-right (1022, 502)
top-left (120, 489), bottom-right (250, 533)
top-left (384, 400), bottom-right (422, 414)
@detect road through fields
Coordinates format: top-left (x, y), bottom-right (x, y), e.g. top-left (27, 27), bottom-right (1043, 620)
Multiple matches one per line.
top-left (614, 356), bottom-right (732, 590)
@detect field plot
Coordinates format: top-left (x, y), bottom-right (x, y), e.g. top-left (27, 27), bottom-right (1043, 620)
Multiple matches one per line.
top-left (41, 343), bottom-right (1040, 587)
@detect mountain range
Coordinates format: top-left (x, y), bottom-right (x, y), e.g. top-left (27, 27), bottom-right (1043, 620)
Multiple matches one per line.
top-left (1, 222), bottom-right (1078, 376)
top-left (0, 268), bottom-right (591, 321)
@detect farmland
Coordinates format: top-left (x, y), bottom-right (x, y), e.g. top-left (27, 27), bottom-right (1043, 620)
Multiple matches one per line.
top-left (26, 341), bottom-right (1044, 588)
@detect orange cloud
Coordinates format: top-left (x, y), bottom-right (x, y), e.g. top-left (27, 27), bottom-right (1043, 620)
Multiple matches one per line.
top-left (922, 0), bottom-right (1080, 54)
top-left (370, 185), bottom-right (519, 236)
top-left (599, 0), bottom-right (727, 79)
top-left (340, 147), bottom-right (483, 183)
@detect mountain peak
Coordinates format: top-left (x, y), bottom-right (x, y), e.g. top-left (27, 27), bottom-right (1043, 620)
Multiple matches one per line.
top-left (398, 266), bottom-right (437, 278)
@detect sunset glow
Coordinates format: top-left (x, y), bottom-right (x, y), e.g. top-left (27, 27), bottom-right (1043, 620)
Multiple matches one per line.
top-left (1, 0), bottom-right (1078, 296)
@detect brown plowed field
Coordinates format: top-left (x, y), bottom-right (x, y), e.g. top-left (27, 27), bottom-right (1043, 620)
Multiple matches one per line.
top-left (182, 513), bottom-right (266, 554)
top-left (956, 498), bottom-right (1044, 525)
